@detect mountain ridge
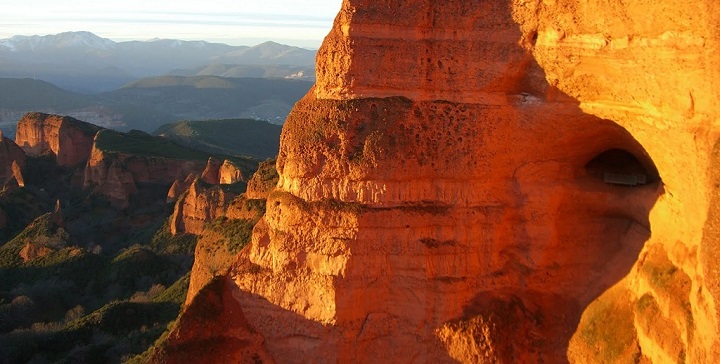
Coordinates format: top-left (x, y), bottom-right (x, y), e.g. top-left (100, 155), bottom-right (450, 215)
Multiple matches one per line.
top-left (0, 31), bottom-right (316, 93)
top-left (0, 76), bottom-right (312, 135)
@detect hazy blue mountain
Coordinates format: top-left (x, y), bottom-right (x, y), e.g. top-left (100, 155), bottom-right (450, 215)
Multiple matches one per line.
top-left (0, 32), bottom-right (316, 93)
top-left (107, 76), bottom-right (312, 126)
top-left (167, 63), bottom-right (314, 81)
top-left (0, 76), bottom-right (312, 136)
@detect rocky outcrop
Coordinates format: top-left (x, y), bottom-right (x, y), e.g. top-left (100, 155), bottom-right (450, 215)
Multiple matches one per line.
top-left (219, 160), bottom-right (244, 185)
top-left (17, 209), bottom-right (69, 263)
top-left (200, 158), bottom-right (222, 185)
top-left (84, 130), bottom-right (208, 208)
top-left (169, 179), bottom-right (239, 236)
top-left (169, 160), bottom-right (255, 235)
top-left (184, 208), bottom-right (263, 305)
top-left (164, 1), bottom-right (720, 363)
top-left (148, 277), bottom-right (274, 363)
top-left (178, 164), bottom-right (274, 301)
top-left (168, 159), bottom-right (246, 205)
top-left (15, 112), bottom-right (101, 167)
top-left (200, 158), bottom-right (247, 185)
top-left (10, 161), bottom-right (24, 188)
top-left (0, 131), bottom-right (25, 185)
top-left (243, 160), bottom-right (278, 200)
top-left (167, 174), bottom-right (198, 203)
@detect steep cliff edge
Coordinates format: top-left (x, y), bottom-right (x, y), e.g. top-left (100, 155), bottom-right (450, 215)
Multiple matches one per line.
top-left (163, 1), bottom-right (720, 363)
top-left (15, 112), bottom-right (102, 167)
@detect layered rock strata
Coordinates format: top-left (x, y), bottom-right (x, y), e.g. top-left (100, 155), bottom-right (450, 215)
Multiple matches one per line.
top-left (15, 112), bottom-right (101, 167)
top-left (163, 1), bottom-right (720, 363)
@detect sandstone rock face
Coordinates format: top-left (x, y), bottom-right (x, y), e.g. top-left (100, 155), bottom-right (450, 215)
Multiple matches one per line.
top-left (243, 160), bottom-right (278, 200)
top-left (182, 165), bottom-right (272, 303)
top-left (219, 160), bottom-right (245, 185)
top-left (15, 112), bottom-right (101, 167)
top-left (168, 1), bottom-right (720, 363)
top-left (184, 207), bottom-right (263, 305)
top-left (11, 161), bottom-right (24, 188)
top-left (201, 158), bottom-right (222, 185)
top-left (169, 179), bottom-right (237, 235)
top-left (149, 277), bottom-right (274, 364)
top-left (0, 133), bottom-right (25, 185)
top-left (84, 132), bottom-right (207, 208)
top-left (167, 174), bottom-right (198, 203)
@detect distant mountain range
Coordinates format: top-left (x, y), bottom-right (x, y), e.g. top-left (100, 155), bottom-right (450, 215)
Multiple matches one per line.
top-left (0, 77), bottom-right (313, 136)
top-left (0, 31), bottom-right (316, 93)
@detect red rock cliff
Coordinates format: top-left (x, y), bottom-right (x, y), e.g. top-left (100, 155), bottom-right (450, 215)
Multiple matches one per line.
top-left (15, 112), bottom-right (102, 167)
top-left (162, 1), bottom-right (720, 363)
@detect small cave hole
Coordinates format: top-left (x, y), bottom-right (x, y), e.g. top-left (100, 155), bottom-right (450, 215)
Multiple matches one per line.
top-left (530, 31), bottom-right (539, 46)
top-left (585, 148), bottom-right (659, 186)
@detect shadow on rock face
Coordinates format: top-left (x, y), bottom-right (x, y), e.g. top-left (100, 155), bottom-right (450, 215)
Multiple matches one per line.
top-left (155, 1), bottom-right (670, 363)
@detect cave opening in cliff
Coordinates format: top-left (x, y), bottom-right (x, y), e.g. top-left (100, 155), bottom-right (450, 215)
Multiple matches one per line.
top-left (585, 148), bottom-right (660, 186)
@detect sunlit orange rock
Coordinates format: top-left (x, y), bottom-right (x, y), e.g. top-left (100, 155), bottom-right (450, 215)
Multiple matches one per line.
top-left (164, 1), bottom-right (720, 363)
top-left (15, 112), bottom-right (101, 167)
top-left (242, 159), bottom-right (278, 200)
top-left (169, 179), bottom-right (237, 235)
top-left (219, 160), bottom-right (245, 185)
top-left (167, 174), bottom-right (197, 203)
top-left (200, 157), bottom-right (222, 185)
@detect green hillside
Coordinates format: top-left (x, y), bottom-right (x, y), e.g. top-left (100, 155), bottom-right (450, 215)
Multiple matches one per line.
top-left (153, 119), bottom-right (282, 159)
top-left (95, 129), bottom-right (259, 176)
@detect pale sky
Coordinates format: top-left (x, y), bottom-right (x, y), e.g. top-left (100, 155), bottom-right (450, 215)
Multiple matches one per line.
top-left (0, 0), bottom-right (342, 48)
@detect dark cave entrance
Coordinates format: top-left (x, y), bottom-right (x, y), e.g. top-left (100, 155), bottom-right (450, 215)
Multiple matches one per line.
top-left (584, 148), bottom-right (660, 186)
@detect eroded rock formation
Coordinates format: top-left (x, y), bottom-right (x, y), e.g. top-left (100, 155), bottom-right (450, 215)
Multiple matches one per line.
top-left (15, 112), bottom-right (101, 167)
top-left (219, 160), bottom-right (245, 185)
top-left (163, 1), bottom-right (720, 363)
top-left (167, 174), bottom-right (198, 203)
top-left (0, 131), bottom-right (25, 185)
top-left (243, 159), bottom-right (279, 200)
top-left (150, 277), bottom-right (275, 363)
top-left (84, 131), bottom-right (208, 208)
top-left (182, 165), bottom-right (277, 303)
top-left (169, 161), bottom-right (266, 236)
top-left (201, 158), bottom-right (222, 185)
top-left (169, 179), bottom-right (238, 235)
